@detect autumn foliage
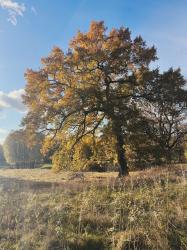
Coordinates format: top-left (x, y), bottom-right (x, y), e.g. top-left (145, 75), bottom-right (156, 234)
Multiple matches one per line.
top-left (22, 21), bottom-right (187, 175)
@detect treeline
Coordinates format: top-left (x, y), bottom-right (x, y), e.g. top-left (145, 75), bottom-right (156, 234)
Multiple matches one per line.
top-left (1, 130), bottom-right (45, 168)
top-left (3, 21), bottom-right (187, 174)
top-left (0, 145), bottom-right (6, 167)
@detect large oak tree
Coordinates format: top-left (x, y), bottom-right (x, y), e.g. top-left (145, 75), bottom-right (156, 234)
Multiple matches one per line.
top-left (23, 21), bottom-right (157, 176)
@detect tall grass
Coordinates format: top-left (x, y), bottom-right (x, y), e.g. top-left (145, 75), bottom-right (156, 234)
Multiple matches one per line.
top-left (0, 165), bottom-right (186, 249)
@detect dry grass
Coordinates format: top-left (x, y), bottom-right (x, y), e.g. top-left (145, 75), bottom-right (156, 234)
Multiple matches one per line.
top-left (1, 164), bottom-right (185, 183)
top-left (0, 168), bottom-right (118, 183)
top-left (0, 164), bottom-right (186, 190)
top-left (0, 164), bottom-right (186, 249)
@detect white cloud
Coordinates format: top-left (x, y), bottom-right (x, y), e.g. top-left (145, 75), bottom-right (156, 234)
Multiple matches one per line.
top-left (0, 128), bottom-right (8, 134)
top-left (0, 0), bottom-right (26, 25)
top-left (31, 6), bottom-right (37, 15)
top-left (0, 89), bottom-right (26, 112)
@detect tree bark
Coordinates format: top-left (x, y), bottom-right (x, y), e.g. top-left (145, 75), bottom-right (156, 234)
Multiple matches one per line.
top-left (166, 148), bottom-right (172, 164)
top-left (112, 120), bottom-right (129, 176)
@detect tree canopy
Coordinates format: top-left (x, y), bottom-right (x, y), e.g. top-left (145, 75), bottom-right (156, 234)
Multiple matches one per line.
top-left (141, 68), bottom-right (187, 162)
top-left (3, 130), bottom-right (43, 168)
top-left (23, 21), bottom-right (187, 175)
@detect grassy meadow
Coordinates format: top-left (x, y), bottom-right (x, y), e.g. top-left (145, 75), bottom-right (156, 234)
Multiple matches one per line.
top-left (0, 165), bottom-right (186, 249)
top-left (1, 1), bottom-right (187, 250)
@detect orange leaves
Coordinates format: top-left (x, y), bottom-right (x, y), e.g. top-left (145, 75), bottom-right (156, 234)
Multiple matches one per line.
top-left (41, 47), bottom-right (64, 66)
top-left (88, 21), bottom-right (106, 40)
top-left (70, 21), bottom-right (106, 57)
top-left (23, 20), bottom-right (157, 169)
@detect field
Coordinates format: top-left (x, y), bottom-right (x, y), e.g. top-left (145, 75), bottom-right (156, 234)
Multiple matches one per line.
top-left (0, 165), bottom-right (186, 250)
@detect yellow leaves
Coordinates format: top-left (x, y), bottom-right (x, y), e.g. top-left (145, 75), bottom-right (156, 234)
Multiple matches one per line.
top-left (41, 137), bottom-right (54, 156)
top-left (88, 21), bottom-right (105, 38)
top-left (23, 20), bottom-right (158, 174)
top-left (41, 47), bottom-right (64, 65)
top-left (70, 21), bottom-right (106, 56)
top-left (51, 131), bottom-right (118, 172)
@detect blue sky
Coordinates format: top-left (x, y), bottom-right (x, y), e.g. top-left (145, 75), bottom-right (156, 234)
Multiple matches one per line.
top-left (0, 0), bottom-right (187, 143)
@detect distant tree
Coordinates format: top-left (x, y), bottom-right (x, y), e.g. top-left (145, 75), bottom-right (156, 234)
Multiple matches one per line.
top-left (0, 145), bottom-right (6, 166)
top-left (23, 21), bottom-right (157, 176)
top-left (3, 130), bottom-right (43, 168)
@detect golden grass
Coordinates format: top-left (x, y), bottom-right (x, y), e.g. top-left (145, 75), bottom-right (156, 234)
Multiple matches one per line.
top-left (0, 168), bottom-right (121, 184)
top-left (0, 164), bottom-right (186, 184)
top-left (0, 164), bottom-right (186, 249)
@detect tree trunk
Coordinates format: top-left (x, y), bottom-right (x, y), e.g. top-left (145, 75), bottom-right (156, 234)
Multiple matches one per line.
top-left (166, 148), bottom-right (172, 164)
top-left (112, 120), bottom-right (129, 176)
